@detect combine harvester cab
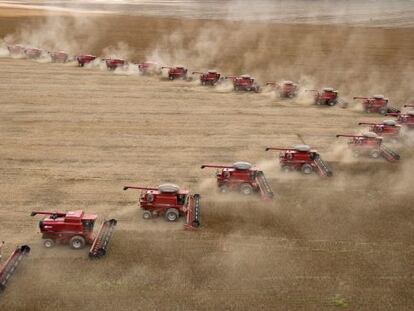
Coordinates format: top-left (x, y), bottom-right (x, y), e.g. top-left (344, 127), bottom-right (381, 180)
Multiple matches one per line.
top-left (306, 87), bottom-right (338, 106)
top-left (388, 108), bottom-right (414, 129)
top-left (123, 184), bottom-right (200, 229)
top-left (161, 66), bottom-right (188, 80)
top-left (30, 211), bottom-right (117, 258)
top-left (265, 145), bottom-right (333, 176)
top-left (76, 54), bottom-right (97, 67)
top-left (266, 80), bottom-right (298, 98)
top-left (336, 132), bottom-right (400, 162)
top-left (225, 75), bottom-right (261, 93)
top-left (192, 70), bottom-right (221, 86)
top-left (354, 95), bottom-right (400, 115)
top-left (0, 242), bottom-right (30, 292)
top-left (49, 51), bottom-right (69, 63)
top-left (200, 162), bottom-right (274, 200)
top-left (358, 120), bottom-right (401, 139)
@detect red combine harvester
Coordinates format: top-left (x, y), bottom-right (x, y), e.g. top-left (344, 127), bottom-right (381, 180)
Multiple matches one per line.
top-left (336, 132), bottom-right (400, 162)
top-left (388, 107), bottom-right (414, 129)
top-left (358, 120), bottom-right (401, 138)
top-left (266, 80), bottom-right (298, 98)
top-left (24, 47), bottom-right (42, 59)
top-left (31, 210), bottom-right (117, 258)
top-left (123, 183), bottom-right (200, 229)
top-left (353, 95), bottom-right (400, 115)
top-left (265, 145), bottom-right (333, 176)
top-left (225, 75), bottom-right (260, 93)
top-left (49, 51), bottom-right (68, 63)
top-left (7, 44), bottom-right (25, 56)
top-left (200, 162), bottom-right (274, 199)
top-left (104, 58), bottom-right (127, 71)
top-left (306, 87), bottom-right (338, 106)
top-left (76, 54), bottom-right (97, 67)
top-left (161, 66), bottom-right (188, 80)
top-left (138, 61), bottom-right (161, 75)
top-left (0, 242), bottom-right (30, 292)
top-left (192, 70), bottom-right (221, 86)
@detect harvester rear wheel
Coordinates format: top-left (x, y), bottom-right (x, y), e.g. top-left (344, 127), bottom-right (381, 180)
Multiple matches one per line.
top-left (240, 183), bottom-right (253, 196)
top-left (70, 236), bottom-right (86, 250)
top-left (165, 208), bottom-right (179, 222)
top-left (142, 211), bottom-right (152, 220)
top-left (43, 239), bottom-right (55, 248)
top-left (301, 164), bottom-right (313, 174)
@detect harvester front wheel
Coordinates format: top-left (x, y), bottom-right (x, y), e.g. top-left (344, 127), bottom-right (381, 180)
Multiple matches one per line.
top-left (281, 165), bottom-right (291, 173)
top-left (301, 164), bottom-right (313, 175)
top-left (379, 108), bottom-right (387, 115)
top-left (70, 236), bottom-right (86, 250)
top-left (219, 185), bottom-right (228, 193)
top-left (142, 211), bottom-right (152, 220)
top-left (165, 208), bottom-right (179, 222)
top-left (370, 150), bottom-right (381, 159)
top-left (43, 239), bottom-right (55, 248)
top-left (240, 183), bottom-right (253, 196)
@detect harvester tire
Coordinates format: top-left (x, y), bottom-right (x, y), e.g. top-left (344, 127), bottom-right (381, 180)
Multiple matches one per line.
top-left (301, 164), bottom-right (313, 174)
top-left (240, 183), bottom-right (253, 196)
top-left (70, 235), bottom-right (86, 250)
top-left (328, 100), bottom-right (336, 106)
top-left (352, 151), bottom-right (360, 158)
top-left (43, 239), bottom-right (55, 248)
top-left (219, 185), bottom-right (228, 193)
top-left (142, 211), bottom-right (152, 220)
top-left (281, 166), bottom-right (291, 173)
top-left (165, 208), bottom-right (179, 222)
top-left (370, 150), bottom-right (381, 159)
top-left (379, 108), bottom-right (387, 115)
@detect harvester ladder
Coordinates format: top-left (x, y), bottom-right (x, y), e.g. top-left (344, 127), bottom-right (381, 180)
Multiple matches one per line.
top-left (256, 171), bottom-right (274, 199)
top-left (89, 219), bottom-right (117, 258)
top-left (380, 145), bottom-right (400, 162)
top-left (0, 245), bottom-right (30, 292)
top-left (314, 156), bottom-right (333, 176)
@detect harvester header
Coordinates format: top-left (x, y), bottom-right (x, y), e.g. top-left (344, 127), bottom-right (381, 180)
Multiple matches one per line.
top-left (0, 243), bottom-right (30, 292)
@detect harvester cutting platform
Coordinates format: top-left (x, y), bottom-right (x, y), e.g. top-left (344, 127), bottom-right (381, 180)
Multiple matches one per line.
top-left (265, 145), bottom-right (332, 176)
top-left (336, 132), bottom-right (400, 162)
top-left (266, 80), bottom-right (298, 98)
top-left (388, 106), bottom-right (414, 129)
top-left (192, 70), bottom-right (221, 85)
top-left (358, 120), bottom-right (401, 139)
top-left (306, 87), bottom-right (339, 106)
top-left (354, 95), bottom-right (400, 115)
top-left (162, 66), bottom-right (188, 80)
top-left (225, 75), bottom-right (260, 93)
top-left (200, 162), bottom-right (274, 199)
top-left (31, 210), bottom-right (117, 258)
top-left (123, 183), bottom-right (200, 229)
top-left (0, 242), bottom-right (30, 292)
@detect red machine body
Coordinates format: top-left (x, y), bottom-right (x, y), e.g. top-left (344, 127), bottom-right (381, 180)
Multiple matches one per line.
top-left (192, 70), bottom-right (221, 86)
top-left (24, 47), bottom-right (42, 59)
top-left (76, 54), bottom-right (97, 66)
top-left (31, 210), bottom-right (117, 258)
top-left (138, 61), bottom-right (160, 74)
top-left (354, 95), bottom-right (400, 115)
top-left (200, 162), bottom-right (274, 199)
top-left (162, 66), bottom-right (188, 80)
top-left (0, 242), bottom-right (30, 292)
top-left (336, 132), bottom-right (400, 162)
top-left (358, 120), bottom-right (401, 138)
top-left (50, 51), bottom-right (68, 63)
top-left (104, 58), bottom-right (127, 71)
top-left (226, 75), bottom-right (260, 92)
top-left (7, 44), bottom-right (25, 56)
top-left (266, 80), bottom-right (298, 98)
top-left (265, 145), bottom-right (333, 176)
top-left (388, 109), bottom-right (414, 129)
top-left (123, 184), bottom-right (200, 229)
top-left (307, 87), bottom-right (338, 106)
